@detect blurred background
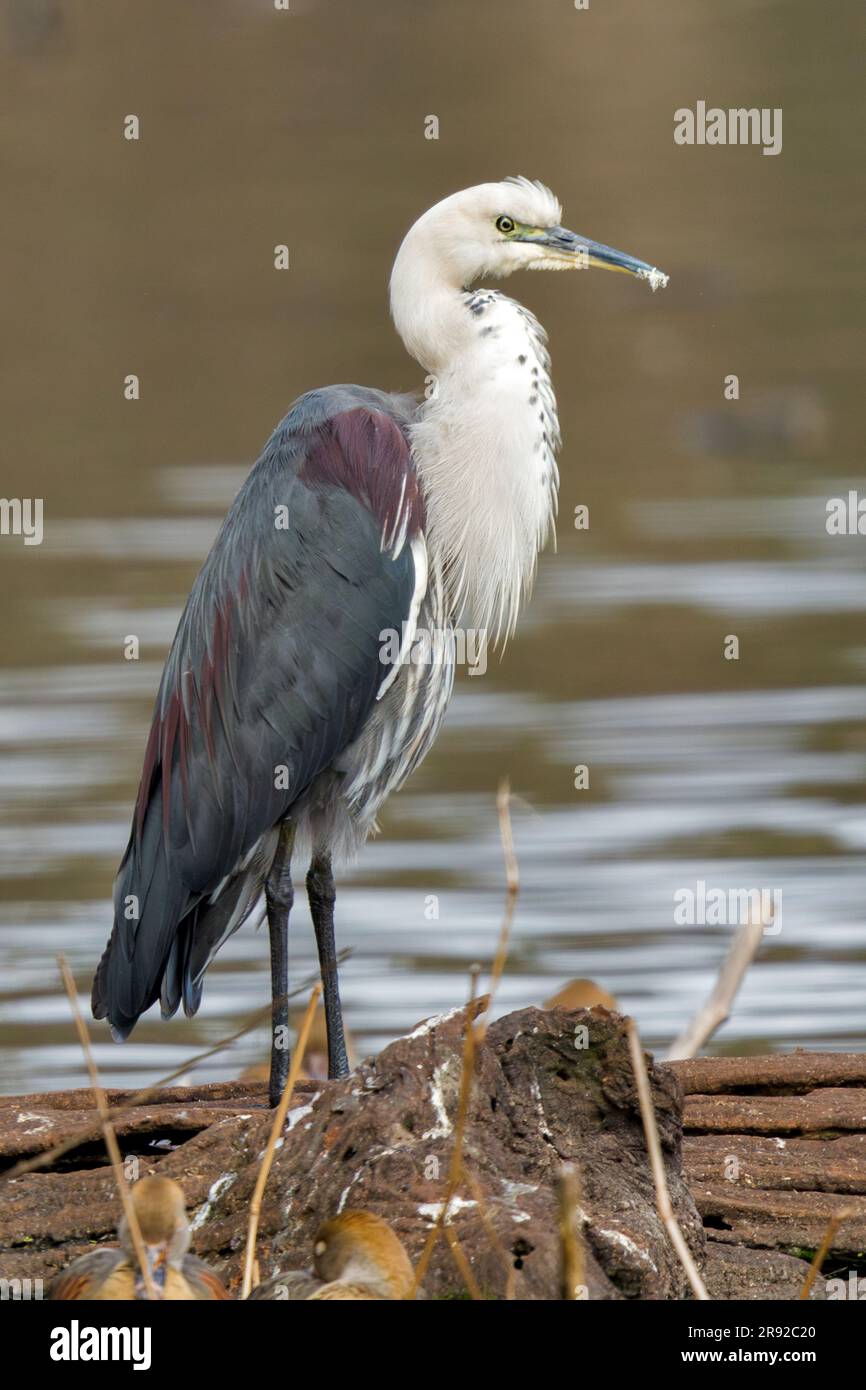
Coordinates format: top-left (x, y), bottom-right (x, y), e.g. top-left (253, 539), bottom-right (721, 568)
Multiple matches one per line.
top-left (1, 0), bottom-right (864, 1092)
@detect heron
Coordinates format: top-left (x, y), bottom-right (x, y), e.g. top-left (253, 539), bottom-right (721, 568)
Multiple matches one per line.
top-left (92, 178), bottom-right (667, 1104)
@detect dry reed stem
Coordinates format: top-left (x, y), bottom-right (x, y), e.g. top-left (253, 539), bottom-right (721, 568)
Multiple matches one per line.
top-left (556, 1163), bottom-right (585, 1300)
top-left (409, 966), bottom-right (480, 1297)
top-left (58, 955), bottom-right (159, 1301)
top-left (666, 911), bottom-right (765, 1061)
top-left (475, 780), bottom-right (519, 1045)
top-left (1, 955), bottom-right (342, 1185)
top-left (798, 1207), bottom-right (855, 1301)
top-left (626, 1018), bottom-right (710, 1301)
top-left (241, 983), bottom-right (321, 1300)
top-left (411, 783), bottom-right (522, 1298)
top-left (441, 1222), bottom-right (483, 1300)
top-left (464, 1170), bottom-right (517, 1299)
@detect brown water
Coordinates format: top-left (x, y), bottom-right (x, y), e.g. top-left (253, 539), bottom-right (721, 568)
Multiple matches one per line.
top-left (1, 0), bottom-right (865, 1092)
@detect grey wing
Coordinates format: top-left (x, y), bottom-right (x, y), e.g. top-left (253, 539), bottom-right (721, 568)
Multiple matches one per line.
top-left (93, 389), bottom-right (424, 1036)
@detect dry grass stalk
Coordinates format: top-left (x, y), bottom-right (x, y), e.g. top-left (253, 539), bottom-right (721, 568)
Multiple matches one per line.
top-left (798, 1206), bottom-right (855, 1301)
top-left (464, 1170), bottom-right (517, 1299)
top-left (556, 1163), bottom-right (585, 1300)
top-left (475, 779), bottom-right (519, 1046)
top-left (441, 1222), bottom-right (483, 1300)
top-left (666, 908), bottom-right (766, 1061)
top-left (58, 955), bottom-right (159, 1301)
top-left (1, 955), bottom-right (343, 1185)
top-left (411, 783), bottom-right (522, 1299)
top-left (241, 983), bottom-right (321, 1299)
top-left (626, 1018), bottom-right (710, 1301)
top-left (409, 966), bottom-right (481, 1298)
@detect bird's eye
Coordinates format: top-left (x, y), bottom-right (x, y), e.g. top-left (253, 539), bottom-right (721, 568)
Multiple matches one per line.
top-left (495, 215), bottom-right (515, 234)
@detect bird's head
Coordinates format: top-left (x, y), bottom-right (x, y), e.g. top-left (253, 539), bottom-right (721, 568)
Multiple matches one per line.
top-left (393, 176), bottom-right (668, 292)
top-left (119, 1176), bottom-right (192, 1279)
top-left (312, 1209), bottom-right (415, 1298)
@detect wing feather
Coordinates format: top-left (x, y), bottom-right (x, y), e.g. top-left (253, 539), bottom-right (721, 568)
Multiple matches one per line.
top-left (93, 390), bottom-right (424, 1036)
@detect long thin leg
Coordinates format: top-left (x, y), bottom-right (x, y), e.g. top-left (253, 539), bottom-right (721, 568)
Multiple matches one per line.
top-left (265, 821), bottom-right (295, 1107)
top-left (306, 851), bottom-right (349, 1079)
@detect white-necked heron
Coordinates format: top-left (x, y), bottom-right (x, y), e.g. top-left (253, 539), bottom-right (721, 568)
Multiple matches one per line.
top-left (92, 178), bottom-right (667, 1103)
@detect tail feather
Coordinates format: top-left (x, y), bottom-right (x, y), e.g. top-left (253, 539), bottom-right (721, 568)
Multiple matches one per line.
top-left (91, 814), bottom-right (192, 1037)
top-left (180, 867), bottom-right (267, 1018)
top-left (93, 721), bottom-right (277, 1036)
top-left (93, 828), bottom-right (270, 1037)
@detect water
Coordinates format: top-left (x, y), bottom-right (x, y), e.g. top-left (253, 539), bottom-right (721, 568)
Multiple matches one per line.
top-left (1, 0), bottom-right (864, 1092)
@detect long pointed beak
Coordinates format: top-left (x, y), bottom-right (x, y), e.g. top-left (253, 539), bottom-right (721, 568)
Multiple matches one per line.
top-left (533, 226), bottom-right (669, 290)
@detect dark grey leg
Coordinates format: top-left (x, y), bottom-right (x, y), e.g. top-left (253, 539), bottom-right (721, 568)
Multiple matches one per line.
top-left (306, 852), bottom-right (349, 1079)
top-left (265, 821), bottom-right (295, 1107)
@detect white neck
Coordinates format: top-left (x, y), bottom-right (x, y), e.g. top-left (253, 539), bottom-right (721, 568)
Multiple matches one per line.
top-left (391, 251), bottom-right (559, 643)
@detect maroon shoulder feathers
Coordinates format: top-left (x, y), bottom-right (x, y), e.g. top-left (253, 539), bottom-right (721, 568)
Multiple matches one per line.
top-left (302, 407), bottom-right (424, 554)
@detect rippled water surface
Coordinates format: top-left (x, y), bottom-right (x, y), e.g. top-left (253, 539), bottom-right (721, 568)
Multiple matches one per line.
top-left (1, 0), bottom-right (864, 1091)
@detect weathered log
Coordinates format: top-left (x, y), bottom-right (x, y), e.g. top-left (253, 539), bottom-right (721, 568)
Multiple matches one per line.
top-left (691, 1187), bottom-right (866, 1254)
top-left (701, 1244), bottom-right (820, 1301)
top-left (684, 1133), bottom-right (866, 1196)
top-left (670, 1053), bottom-right (866, 1095)
top-left (671, 1052), bottom-right (866, 1271)
top-left (683, 1089), bottom-right (866, 1136)
top-left (0, 1082), bottom-right (283, 1160)
top-left (0, 1005), bottom-right (702, 1300)
top-left (5, 1028), bottom-right (865, 1298)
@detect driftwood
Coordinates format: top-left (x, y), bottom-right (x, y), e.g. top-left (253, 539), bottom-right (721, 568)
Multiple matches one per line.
top-left (671, 1052), bottom-right (866, 1094)
top-left (627, 1019), bottom-right (708, 1300)
top-left (0, 1005), bottom-right (701, 1300)
top-left (670, 1051), bottom-right (866, 1289)
top-left (2, 1023), bottom-right (865, 1300)
top-left (666, 916), bottom-right (765, 1062)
